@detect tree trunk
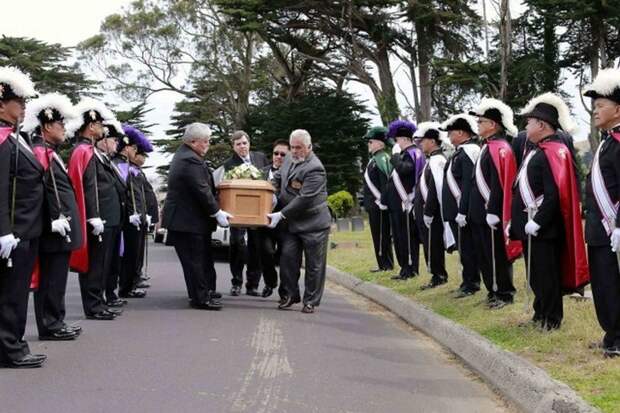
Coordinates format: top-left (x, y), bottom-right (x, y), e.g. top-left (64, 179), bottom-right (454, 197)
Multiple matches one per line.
top-left (415, 21), bottom-right (432, 121)
top-left (375, 44), bottom-right (400, 124)
top-left (588, 16), bottom-right (602, 151)
top-left (499, 0), bottom-right (512, 101)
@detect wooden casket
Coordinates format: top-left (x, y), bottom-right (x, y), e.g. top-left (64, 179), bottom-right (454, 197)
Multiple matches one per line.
top-left (218, 179), bottom-right (275, 227)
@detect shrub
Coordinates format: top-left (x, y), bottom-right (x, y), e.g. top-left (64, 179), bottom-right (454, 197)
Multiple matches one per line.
top-left (327, 190), bottom-right (355, 218)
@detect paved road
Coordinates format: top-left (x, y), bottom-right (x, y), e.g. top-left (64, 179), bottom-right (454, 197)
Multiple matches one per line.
top-left (1, 243), bottom-right (509, 413)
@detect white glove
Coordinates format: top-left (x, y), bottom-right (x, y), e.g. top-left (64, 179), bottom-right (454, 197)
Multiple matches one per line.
top-left (524, 220), bottom-right (540, 237)
top-left (611, 228), bottom-right (620, 252)
top-left (455, 213), bottom-right (467, 228)
top-left (146, 215), bottom-right (152, 227)
top-left (267, 212), bottom-right (284, 229)
top-left (486, 213), bottom-right (500, 230)
top-left (129, 213), bottom-right (141, 229)
top-left (213, 210), bottom-right (233, 228)
top-left (0, 234), bottom-right (20, 259)
top-left (51, 218), bottom-right (71, 237)
top-left (423, 215), bottom-right (433, 228)
top-left (87, 218), bottom-right (105, 236)
top-left (375, 200), bottom-right (388, 211)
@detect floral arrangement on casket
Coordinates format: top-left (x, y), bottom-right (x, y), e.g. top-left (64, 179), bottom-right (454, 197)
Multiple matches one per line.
top-left (223, 164), bottom-right (264, 180)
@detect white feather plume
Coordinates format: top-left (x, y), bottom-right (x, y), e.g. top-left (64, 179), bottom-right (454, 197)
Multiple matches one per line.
top-left (65, 97), bottom-right (115, 136)
top-left (585, 68), bottom-right (620, 96)
top-left (519, 92), bottom-right (577, 134)
top-left (440, 113), bottom-right (479, 135)
top-left (23, 93), bottom-right (77, 132)
top-left (0, 66), bottom-right (36, 99)
top-left (103, 118), bottom-right (124, 137)
top-left (471, 98), bottom-right (518, 137)
top-left (413, 121), bottom-right (443, 139)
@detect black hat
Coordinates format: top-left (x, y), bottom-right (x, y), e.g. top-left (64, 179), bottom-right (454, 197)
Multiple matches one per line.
top-left (519, 92), bottom-right (576, 133)
top-left (0, 67), bottom-right (37, 102)
top-left (414, 122), bottom-right (443, 143)
top-left (387, 120), bottom-right (416, 139)
top-left (23, 93), bottom-right (76, 132)
top-left (469, 98), bottom-right (518, 137)
top-left (364, 126), bottom-right (389, 142)
top-left (584, 68), bottom-right (620, 105)
top-left (440, 113), bottom-right (478, 136)
top-left (66, 98), bottom-right (114, 137)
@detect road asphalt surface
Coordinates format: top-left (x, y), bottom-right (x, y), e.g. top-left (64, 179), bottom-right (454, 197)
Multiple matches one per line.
top-left (0, 242), bottom-right (509, 413)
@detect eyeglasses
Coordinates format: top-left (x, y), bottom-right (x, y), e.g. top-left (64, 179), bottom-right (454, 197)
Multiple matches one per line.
top-left (273, 151), bottom-right (287, 157)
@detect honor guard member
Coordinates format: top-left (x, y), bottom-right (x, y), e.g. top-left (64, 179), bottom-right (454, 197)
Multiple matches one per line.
top-left (583, 68), bottom-right (620, 357)
top-left (162, 123), bottom-right (231, 310)
top-left (268, 129), bottom-right (331, 314)
top-left (363, 126), bottom-right (394, 272)
top-left (133, 141), bottom-right (158, 284)
top-left (97, 121), bottom-right (129, 307)
top-left (114, 125), bottom-right (150, 299)
top-left (414, 122), bottom-right (450, 289)
top-left (25, 94), bottom-right (83, 341)
top-left (259, 139), bottom-right (289, 301)
top-left (513, 93), bottom-right (589, 330)
top-left (382, 120), bottom-right (425, 280)
top-left (0, 67), bottom-right (47, 368)
top-left (67, 99), bottom-right (124, 320)
top-left (468, 99), bottom-right (522, 309)
top-left (222, 130), bottom-right (269, 297)
top-left (440, 114), bottom-right (482, 297)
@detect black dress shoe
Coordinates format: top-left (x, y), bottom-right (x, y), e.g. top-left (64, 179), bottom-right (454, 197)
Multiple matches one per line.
top-left (420, 277), bottom-right (448, 291)
top-left (278, 296), bottom-right (288, 305)
top-left (369, 268), bottom-right (383, 273)
top-left (191, 298), bottom-right (222, 310)
top-left (135, 281), bottom-right (151, 289)
top-left (301, 304), bottom-right (315, 314)
top-left (39, 329), bottom-right (78, 341)
top-left (86, 311), bottom-right (116, 320)
top-left (246, 287), bottom-right (260, 296)
top-left (106, 299), bottom-right (126, 307)
top-left (105, 307), bottom-right (123, 316)
top-left (230, 286), bottom-right (241, 296)
top-left (208, 291), bottom-right (222, 299)
top-left (278, 296), bottom-right (300, 310)
top-left (65, 324), bottom-right (83, 335)
top-left (0, 354), bottom-right (47, 369)
top-left (455, 289), bottom-right (476, 298)
top-left (261, 287), bottom-right (274, 298)
top-left (604, 346), bottom-right (620, 358)
top-left (120, 289), bottom-right (146, 298)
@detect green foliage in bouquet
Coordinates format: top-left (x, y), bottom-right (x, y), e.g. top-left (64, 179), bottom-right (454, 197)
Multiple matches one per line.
top-left (224, 164), bottom-right (264, 180)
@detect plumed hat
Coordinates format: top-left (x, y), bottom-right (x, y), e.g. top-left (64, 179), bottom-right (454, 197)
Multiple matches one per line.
top-left (469, 98), bottom-right (518, 137)
top-left (123, 124), bottom-right (153, 154)
top-left (23, 93), bottom-right (76, 132)
top-left (584, 68), bottom-right (620, 104)
top-left (387, 119), bottom-right (416, 139)
top-left (364, 126), bottom-right (389, 142)
top-left (65, 98), bottom-right (115, 136)
top-left (440, 113), bottom-right (478, 136)
top-left (520, 92), bottom-right (577, 133)
top-left (0, 66), bottom-right (37, 102)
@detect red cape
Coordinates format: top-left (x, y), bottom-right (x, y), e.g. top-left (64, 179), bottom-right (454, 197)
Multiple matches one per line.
top-left (0, 127), bottom-right (11, 144)
top-left (539, 141), bottom-right (590, 292)
top-left (613, 131), bottom-right (620, 143)
top-left (488, 139), bottom-right (523, 262)
top-left (68, 143), bottom-right (94, 273)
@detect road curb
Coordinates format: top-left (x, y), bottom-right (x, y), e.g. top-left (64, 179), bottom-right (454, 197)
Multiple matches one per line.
top-left (327, 266), bottom-right (599, 413)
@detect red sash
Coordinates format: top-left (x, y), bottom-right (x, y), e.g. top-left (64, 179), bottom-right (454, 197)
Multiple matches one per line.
top-left (487, 140), bottom-right (523, 261)
top-left (68, 144), bottom-right (94, 273)
top-left (0, 127), bottom-right (11, 144)
top-left (539, 141), bottom-right (590, 292)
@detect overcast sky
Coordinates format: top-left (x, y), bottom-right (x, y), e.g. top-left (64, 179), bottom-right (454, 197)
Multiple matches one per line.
top-left (2, 0), bottom-right (596, 180)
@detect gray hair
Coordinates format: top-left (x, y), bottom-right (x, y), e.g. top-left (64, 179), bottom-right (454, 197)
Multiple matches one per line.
top-left (182, 122), bottom-right (212, 142)
top-left (289, 129), bottom-right (312, 147)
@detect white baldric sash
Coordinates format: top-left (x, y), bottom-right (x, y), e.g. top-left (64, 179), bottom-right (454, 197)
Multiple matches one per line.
top-left (517, 150), bottom-right (543, 212)
top-left (445, 160), bottom-right (461, 203)
top-left (52, 152), bottom-right (68, 173)
top-left (391, 169), bottom-right (414, 212)
top-left (419, 163), bottom-right (429, 202)
top-left (474, 145), bottom-right (490, 204)
top-left (591, 140), bottom-right (619, 235)
top-left (12, 133), bottom-right (34, 155)
top-left (364, 165), bottom-right (387, 210)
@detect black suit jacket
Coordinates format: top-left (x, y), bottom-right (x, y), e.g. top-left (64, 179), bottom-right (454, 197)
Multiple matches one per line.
top-left (162, 144), bottom-right (219, 234)
top-left (468, 135), bottom-right (506, 224)
top-left (222, 151), bottom-right (269, 172)
top-left (442, 143), bottom-right (477, 221)
top-left (382, 144), bottom-right (419, 211)
top-left (0, 132), bottom-right (44, 240)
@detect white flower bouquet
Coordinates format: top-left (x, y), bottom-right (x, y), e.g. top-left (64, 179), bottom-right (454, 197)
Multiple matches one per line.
top-left (223, 163), bottom-right (264, 180)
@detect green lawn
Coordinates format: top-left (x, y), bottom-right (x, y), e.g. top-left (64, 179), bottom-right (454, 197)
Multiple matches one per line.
top-left (327, 226), bottom-right (620, 413)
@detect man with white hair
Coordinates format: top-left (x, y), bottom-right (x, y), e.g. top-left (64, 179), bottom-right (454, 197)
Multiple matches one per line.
top-left (268, 129), bottom-right (331, 313)
top-left (162, 122), bottom-right (232, 310)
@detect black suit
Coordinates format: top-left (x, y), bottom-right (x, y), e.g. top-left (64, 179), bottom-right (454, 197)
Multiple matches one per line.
top-left (381, 145), bottom-right (421, 277)
top-left (585, 128), bottom-right (620, 348)
top-left (511, 136), bottom-right (564, 326)
top-left (137, 170), bottom-right (158, 278)
top-left (163, 144), bottom-right (219, 302)
top-left (0, 127), bottom-right (44, 364)
top-left (222, 151), bottom-right (269, 290)
top-left (442, 142), bottom-right (481, 292)
top-left (32, 142), bottom-right (82, 336)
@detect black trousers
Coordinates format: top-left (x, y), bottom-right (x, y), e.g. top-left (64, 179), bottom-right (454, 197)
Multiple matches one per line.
top-left (417, 218), bottom-right (447, 282)
top-left (471, 222), bottom-right (515, 301)
top-left (0, 239), bottom-right (38, 363)
top-left (523, 238), bottom-right (563, 326)
top-left (279, 228), bottom-right (329, 307)
top-left (34, 251), bottom-right (71, 336)
top-left (389, 208), bottom-right (420, 277)
top-left (258, 227), bottom-right (286, 298)
top-left (105, 226), bottom-right (122, 302)
top-left (229, 227), bottom-right (261, 289)
top-left (119, 224), bottom-right (144, 296)
top-left (449, 221), bottom-right (481, 292)
top-left (589, 245), bottom-right (620, 347)
top-left (169, 231), bottom-right (217, 303)
top-left (79, 229), bottom-right (116, 316)
top-left (368, 206), bottom-right (394, 270)
top-left (136, 226), bottom-right (147, 276)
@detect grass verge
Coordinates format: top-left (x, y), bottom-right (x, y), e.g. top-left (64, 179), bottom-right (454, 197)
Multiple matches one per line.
top-left (327, 227), bottom-right (620, 412)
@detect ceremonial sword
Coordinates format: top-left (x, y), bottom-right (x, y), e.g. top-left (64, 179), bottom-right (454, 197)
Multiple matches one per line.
top-left (92, 141), bottom-right (102, 242)
top-left (525, 207), bottom-right (534, 313)
top-left (47, 145), bottom-right (71, 243)
top-left (7, 122), bottom-right (22, 268)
